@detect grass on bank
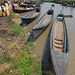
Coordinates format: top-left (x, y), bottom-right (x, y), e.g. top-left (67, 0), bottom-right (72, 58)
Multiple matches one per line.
top-left (11, 24), bottom-right (23, 36)
top-left (0, 21), bottom-right (42, 75)
top-left (0, 44), bottom-right (42, 75)
top-left (9, 13), bottom-right (21, 18)
top-left (0, 56), bottom-right (14, 65)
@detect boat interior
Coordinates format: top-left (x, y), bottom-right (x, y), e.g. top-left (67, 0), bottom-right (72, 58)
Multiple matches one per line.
top-left (38, 9), bottom-right (53, 25)
top-left (53, 14), bottom-right (65, 52)
top-left (22, 11), bottom-right (39, 18)
top-left (39, 14), bottom-right (51, 25)
top-left (27, 12), bottom-right (39, 18)
top-left (33, 11), bottom-right (53, 30)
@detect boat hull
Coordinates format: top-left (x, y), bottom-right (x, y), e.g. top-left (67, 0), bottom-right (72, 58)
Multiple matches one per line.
top-left (20, 4), bottom-right (36, 8)
top-left (24, 2), bottom-right (36, 4)
top-left (20, 4), bottom-right (27, 8)
top-left (62, 4), bottom-right (75, 7)
top-left (30, 11), bottom-right (53, 40)
top-left (50, 17), bottom-right (69, 75)
top-left (13, 8), bottom-right (34, 13)
top-left (32, 25), bottom-right (48, 40)
top-left (21, 11), bottom-right (40, 26)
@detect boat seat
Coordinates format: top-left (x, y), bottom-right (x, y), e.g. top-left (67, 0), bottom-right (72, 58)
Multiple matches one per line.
top-left (54, 46), bottom-right (63, 52)
top-left (54, 38), bottom-right (64, 44)
top-left (54, 42), bottom-right (64, 48)
top-left (54, 38), bottom-right (64, 43)
top-left (54, 20), bottom-right (64, 52)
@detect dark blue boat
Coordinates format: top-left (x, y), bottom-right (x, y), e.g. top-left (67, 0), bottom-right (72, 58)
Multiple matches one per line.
top-left (21, 8), bottom-right (40, 26)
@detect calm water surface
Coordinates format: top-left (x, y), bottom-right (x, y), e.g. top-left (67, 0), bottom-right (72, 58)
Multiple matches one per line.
top-left (27, 2), bottom-right (75, 75)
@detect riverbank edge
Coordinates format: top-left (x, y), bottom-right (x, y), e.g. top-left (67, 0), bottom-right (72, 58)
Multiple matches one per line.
top-left (0, 12), bottom-right (42, 75)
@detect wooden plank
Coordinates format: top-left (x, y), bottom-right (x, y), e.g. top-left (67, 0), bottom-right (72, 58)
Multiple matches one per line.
top-left (54, 21), bottom-right (64, 41)
top-left (54, 46), bottom-right (63, 52)
top-left (54, 39), bottom-right (63, 44)
top-left (54, 43), bottom-right (63, 48)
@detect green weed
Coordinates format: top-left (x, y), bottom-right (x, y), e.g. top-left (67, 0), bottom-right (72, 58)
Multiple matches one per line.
top-left (1, 49), bottom-right (42, 75)
top-left (27, 38), bottom-right (34, 47)
top-left (0, 56), bottom-right (14, 65)
top-left (11, 24), bottom-right (23, 36)
top-left (10, 13), bottom-right (20, 18)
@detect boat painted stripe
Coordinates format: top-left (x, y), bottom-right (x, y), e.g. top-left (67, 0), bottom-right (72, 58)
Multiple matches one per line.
top-left (64, 24), bottom-right (66, 53)
top-left (53, 25), bottom-right (55, 51)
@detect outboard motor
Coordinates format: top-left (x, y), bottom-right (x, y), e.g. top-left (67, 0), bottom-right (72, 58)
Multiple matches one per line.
top-left (36, 7), bottom-right (40, 12)
top-left (47, 7), bottom-right (53, 15)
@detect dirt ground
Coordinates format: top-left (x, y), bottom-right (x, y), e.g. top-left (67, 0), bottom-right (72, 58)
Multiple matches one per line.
top-left (0, 14), bottom-right (28, 73)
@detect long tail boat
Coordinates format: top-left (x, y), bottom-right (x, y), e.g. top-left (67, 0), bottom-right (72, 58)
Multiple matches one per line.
top-left (30, 7), bottom-right (53, 40)
top-left (21, 8), bottom-right (40, 26)
top-left (13, 7), bottom-right (35, 13)
top-left (50, 11), bottom-right (69, 75)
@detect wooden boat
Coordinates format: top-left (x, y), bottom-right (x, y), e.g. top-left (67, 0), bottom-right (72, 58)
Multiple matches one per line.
top-left (18, 2), bottom-right (27, 7)
top-left (50, 12), bottom-right (69, 75)
top-left (20, 4), bottom-right (36, 8)
top-left (20, 1), bottom-right (40, 8)
top-left (24, 1), bottom-right (36, 4)
top-left (13, 8), bottom-right (35, 13)
top-left (62, 2), bottom-right (68, 6)
top-left (30, 8), bottom-right (53, 40)
top-left (56, 1), bottom-right (63, 4)
top-left (21, 9), bottom-right (40, 26)
top-left (62, 4), bottom-right (67, 6)
top-left (67, 5), bottom-right (75, 7)
top-left (62, 4), bottom-right (75, 7)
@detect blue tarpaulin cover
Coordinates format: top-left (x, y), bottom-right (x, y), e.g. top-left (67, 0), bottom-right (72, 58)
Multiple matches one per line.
top-left (57, 17), bottom-right (63, 22)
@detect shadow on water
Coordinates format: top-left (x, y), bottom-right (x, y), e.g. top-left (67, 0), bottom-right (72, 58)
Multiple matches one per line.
top-left (41, 34), bottom-right (55, 75)
top-left (27, 16), bottom-right (55, 75)
top-left (41, 32), bottom-right (55, 75)
top-left (28, 28), bottom-right (55, 75)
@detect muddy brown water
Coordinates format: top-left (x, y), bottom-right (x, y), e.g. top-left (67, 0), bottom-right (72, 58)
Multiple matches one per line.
top-left (21, 2), bottom-right (75, 75)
